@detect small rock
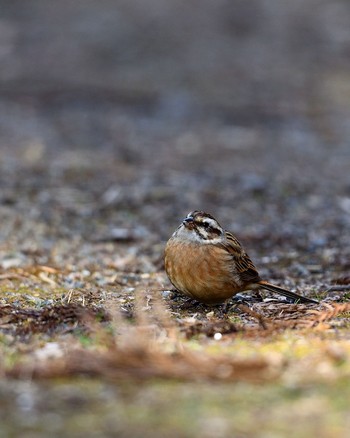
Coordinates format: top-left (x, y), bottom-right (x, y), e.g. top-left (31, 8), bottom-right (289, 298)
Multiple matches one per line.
top-left (1, 253), bottom-right (25, 269)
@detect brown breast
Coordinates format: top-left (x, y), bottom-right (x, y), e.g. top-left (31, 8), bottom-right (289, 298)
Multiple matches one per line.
top-left (164, 238), bottom-right (244, 304)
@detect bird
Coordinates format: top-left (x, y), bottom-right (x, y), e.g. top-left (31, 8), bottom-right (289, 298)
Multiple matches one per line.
top-left (164, 210), bottom-right (318, 305)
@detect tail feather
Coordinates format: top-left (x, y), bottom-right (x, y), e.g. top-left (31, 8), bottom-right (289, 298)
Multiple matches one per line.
top-left (258, 281), bottom-right (318, 304)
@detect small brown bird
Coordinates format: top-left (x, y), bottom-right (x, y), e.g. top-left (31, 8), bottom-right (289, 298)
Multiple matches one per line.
top-left (165, 211), bottom-right (318, 305)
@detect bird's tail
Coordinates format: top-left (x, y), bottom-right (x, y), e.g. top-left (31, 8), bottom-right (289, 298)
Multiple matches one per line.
top-left (258, 280), bottom-right (318, 304)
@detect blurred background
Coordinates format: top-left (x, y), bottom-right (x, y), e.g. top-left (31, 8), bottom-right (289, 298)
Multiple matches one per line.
top-left (0, 0), bottom-right (349, 258)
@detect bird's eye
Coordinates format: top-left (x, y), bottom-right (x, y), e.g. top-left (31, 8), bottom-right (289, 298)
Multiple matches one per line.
top-left (203, 221), bottom-right (210, 229)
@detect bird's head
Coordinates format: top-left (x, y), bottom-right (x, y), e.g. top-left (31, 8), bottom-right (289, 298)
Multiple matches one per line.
top-left (174, 210), bottom-right (225, 243)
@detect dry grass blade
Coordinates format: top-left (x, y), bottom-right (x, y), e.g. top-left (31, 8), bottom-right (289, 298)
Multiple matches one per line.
top-left (305, 303), bottom-right (350, 325)
top-left (7, 339), bottom-right (283, 383)
top-left (236, 303), bottom-right (269, 329)
top-left (245, 302), bottom-right (350, 331)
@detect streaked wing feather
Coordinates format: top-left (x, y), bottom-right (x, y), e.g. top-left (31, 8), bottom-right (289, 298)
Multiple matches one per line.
top-left (222, 231), bottom-right (261, 284)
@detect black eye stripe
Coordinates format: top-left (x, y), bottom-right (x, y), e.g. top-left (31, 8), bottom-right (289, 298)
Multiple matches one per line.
top-left (194, 220), bottom-right (210, 229)
top-left (210, 227), bottom-right (222, 236)
top-left (194, 220), bottom-right (222, 237)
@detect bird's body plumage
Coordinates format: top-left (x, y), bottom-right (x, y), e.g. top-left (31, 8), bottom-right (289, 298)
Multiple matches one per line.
top-left (165, 211), bottom-right (318, 305)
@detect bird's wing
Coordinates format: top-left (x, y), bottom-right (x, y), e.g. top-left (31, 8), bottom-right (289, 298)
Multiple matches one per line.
top-left (221, 231), bottom-right (261, 284)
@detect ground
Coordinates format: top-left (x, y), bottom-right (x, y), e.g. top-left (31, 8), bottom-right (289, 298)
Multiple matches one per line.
top-left (0, 132), bottom-right (349, 436)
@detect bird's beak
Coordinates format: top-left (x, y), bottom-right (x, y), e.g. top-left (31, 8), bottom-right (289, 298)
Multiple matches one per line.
top-left (182, 216), bottom-right (194, 229)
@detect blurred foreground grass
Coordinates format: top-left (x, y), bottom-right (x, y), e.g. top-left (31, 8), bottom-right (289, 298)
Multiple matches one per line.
top-left (1, 276), bottom-right (350, 437)
top-left (2, 378), bottom-right (350, 438)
